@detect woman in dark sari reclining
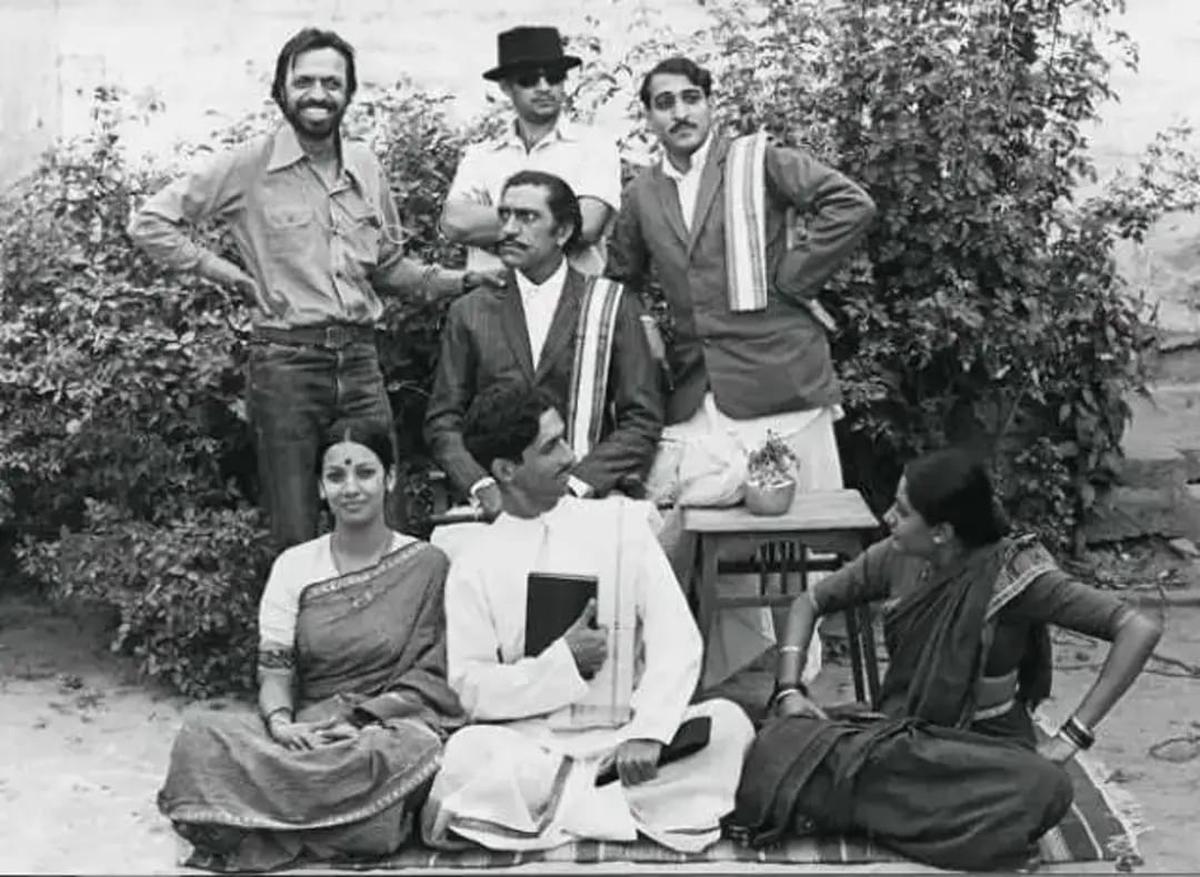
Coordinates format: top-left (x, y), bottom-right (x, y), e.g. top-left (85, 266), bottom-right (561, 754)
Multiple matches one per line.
top-left (728, 447), bottom-right (1161, 871)
top-left (158, 418), bottom-right (462, 871)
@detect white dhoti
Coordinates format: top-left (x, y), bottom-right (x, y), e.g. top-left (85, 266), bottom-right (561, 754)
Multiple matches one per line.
top-left (422, 697), bottom-right (753, 853)
top-left (651, 395), bottom-right (844, 688)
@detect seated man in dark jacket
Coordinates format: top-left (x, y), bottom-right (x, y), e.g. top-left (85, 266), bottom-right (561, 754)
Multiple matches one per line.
top-left (425, 170), bottom-right (663, 518)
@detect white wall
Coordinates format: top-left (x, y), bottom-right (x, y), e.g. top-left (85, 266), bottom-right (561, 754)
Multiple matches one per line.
top-left (5, 0), bottom-right (1200, 324)
top-left (0, 0), bottom-right (61, 188)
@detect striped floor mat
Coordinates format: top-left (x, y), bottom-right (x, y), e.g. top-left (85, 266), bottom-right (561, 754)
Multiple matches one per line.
top-left (320, 740), bottom-right (1143, 871)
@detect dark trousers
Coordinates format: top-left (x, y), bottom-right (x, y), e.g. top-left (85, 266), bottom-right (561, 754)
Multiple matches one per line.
top-left (247, 339), bottom-right (396, 550)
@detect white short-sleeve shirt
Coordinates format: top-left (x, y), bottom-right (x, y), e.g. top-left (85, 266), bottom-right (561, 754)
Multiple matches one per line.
top-left (447, 119), bottom-right (622, 277)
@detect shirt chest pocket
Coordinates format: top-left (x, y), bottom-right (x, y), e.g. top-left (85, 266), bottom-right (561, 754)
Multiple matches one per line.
top-left (263, 204), bottom-right (317, 254)
top-left (339, 204), bottom-right (383, 269)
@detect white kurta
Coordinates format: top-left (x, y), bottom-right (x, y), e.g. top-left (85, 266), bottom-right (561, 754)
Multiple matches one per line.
top-left (423, 496), bottom-right (754, 853)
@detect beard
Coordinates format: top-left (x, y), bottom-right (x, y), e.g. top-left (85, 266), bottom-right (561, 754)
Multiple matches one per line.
top-left (283, 98), bottom-right (346, 140)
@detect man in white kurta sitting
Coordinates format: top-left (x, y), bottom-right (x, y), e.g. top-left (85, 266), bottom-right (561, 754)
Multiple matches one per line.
top-left (421, 382), bottom-right (754, 853)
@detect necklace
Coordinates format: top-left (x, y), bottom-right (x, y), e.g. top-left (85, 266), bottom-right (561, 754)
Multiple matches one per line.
top-left (330, 530), bottom-right (391, 575)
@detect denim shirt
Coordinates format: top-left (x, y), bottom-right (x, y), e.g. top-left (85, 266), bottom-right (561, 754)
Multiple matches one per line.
top-left (129, 124), bottom-right (452, 329)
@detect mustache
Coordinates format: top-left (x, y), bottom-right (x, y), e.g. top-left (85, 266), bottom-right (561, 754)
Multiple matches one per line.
top-left (670, 122), bottom-right (696, 134)
top-left (499, 237), bottom-right (526, 248)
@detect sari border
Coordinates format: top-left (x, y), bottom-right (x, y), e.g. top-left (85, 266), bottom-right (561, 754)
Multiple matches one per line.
top-left (164, 718), bottom-right (442, 832)
top-left (1033, 712), bottom-right (1147, 864)
top-left (300, 538), bottom-right (429, 606)
top-left (986, 535), bottom-right (1057, 620)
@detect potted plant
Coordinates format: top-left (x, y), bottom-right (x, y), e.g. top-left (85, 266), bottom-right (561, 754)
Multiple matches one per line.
top-left (744, 431), bottom-right (799, 516)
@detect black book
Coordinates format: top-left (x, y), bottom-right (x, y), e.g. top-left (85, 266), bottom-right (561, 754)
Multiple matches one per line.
top-left (594, 716), bottom-right (713, 786)
top-left (524, 572), bottom-right (598, 658)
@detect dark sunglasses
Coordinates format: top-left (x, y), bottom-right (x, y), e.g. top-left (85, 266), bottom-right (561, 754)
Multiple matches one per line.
top-left (512, 68), bottom-right (568, 88)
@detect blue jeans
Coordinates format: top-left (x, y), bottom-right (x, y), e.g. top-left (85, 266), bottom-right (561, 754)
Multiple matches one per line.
top-left (247, 339), bottom-right (395, 550)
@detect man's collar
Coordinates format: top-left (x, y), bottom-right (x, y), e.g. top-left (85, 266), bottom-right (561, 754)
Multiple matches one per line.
top-left (497, 493), bottom-right (572, 523)
top-left (514, 256), bottom-right (569, 298)
top-left (661, 131), bottom-right (713, 182)
top-left (267, 124), bottom-right (308, 172)
top-left (268, 123), bottom-right (370, 191)
top-left (491, 116), bottom-right (579, 152)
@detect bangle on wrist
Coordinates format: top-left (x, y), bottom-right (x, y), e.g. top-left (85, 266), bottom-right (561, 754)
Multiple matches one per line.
top-left (779, 645), bottom-right (804, 654)
top-left (770, 680), bottom-right (809, 709)
top-left (1060, 716), bottom-right (1095, 750)
top-left (264, 707), bottom-right (291, 726)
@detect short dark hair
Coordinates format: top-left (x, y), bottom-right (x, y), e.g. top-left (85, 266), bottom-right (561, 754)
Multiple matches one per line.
top-left (317, 417), bottom-right (395, 474)
top-left (639, 56), bottom-right (713, 108)
top-left (500, 170), bottom-right (582, 253)
top-left (271, 28), bottom-right (358, 110)
top-left (463, 383), bottom-right (559, 474)
top-left (904, 448), bottom-right (1008, 548)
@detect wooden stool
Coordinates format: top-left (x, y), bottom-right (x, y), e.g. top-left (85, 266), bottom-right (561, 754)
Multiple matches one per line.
top-left (683, 489), bottom-right (883, 705)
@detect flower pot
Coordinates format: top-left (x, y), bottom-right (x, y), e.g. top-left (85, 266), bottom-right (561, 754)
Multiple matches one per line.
top-left (744, 478), bottom-right (797, 516)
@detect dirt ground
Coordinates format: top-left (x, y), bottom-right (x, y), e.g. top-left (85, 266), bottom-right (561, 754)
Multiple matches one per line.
top-left (2, 578), bottom-right (1199, 874)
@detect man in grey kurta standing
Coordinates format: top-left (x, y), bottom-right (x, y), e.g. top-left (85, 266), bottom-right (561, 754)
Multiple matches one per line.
top-left (128, 28), bottom-right (499, 549)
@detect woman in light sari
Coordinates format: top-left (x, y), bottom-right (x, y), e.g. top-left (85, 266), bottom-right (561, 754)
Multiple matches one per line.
top-left (158, 418), bottom-right (462, 872)
top-left (728, 447), bottom-right (1161, 871)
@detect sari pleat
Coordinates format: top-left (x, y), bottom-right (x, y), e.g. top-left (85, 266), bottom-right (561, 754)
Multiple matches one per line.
top-left (158, 539), bottom-right (461, 872)
top-left (728, 538), bottom-right (1075, 872)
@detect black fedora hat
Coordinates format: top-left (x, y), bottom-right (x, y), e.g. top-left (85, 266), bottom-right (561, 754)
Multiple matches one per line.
top-left (482, 26), bottom-right (582, 82)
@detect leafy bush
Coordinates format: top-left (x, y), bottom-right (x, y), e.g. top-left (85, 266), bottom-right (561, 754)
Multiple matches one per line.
top-left (0, 81), bottom-right (498, 694)
top-left (569, 0), bottom-right (1197, 548)
top-left (0, 86), bottom-right (251, 540)
top-left (5, 0), bottom-right (1197, 697)
top-left (16, 501), bottom-right (274, 697)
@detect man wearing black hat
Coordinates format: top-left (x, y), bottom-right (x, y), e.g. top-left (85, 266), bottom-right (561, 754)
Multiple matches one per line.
top-left (441, 26), bottom-right (621, 279)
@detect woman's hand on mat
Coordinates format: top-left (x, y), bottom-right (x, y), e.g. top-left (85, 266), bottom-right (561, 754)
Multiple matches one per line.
top-left (615, 738), bottom-right (663, 786)
top-left (1037, 733), bottom-right (1079, 765)
top-left (270, 715), bottom-right (350, 751)
top-left (774, 690), bottom-right (828, 720)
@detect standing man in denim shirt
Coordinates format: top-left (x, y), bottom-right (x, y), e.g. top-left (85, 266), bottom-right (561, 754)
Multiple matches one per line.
top-left (129, 28), bottom-right (501, 549)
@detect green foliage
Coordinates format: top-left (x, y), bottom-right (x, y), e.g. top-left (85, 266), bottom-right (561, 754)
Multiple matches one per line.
top-left (16, 501), bottom-right (274, 697)
top-left (746, 432), bottom-right (800, 488)
top-left (0, 80), bottom-right (495, 694)
top-left (569, 0), bottom-right (1194, 547)
top-left (4, 0), bottom-right (1196, 697)
top-left (0, 86), bottom-right (251, 539)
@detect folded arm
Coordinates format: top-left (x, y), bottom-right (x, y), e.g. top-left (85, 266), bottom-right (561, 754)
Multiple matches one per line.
top-left (443, 197), bottom-right (612, 249)
top-left (766, 145), bottom-right (876, 302)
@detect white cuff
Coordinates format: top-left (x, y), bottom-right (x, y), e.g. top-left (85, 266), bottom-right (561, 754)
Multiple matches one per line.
top-left (568, 475), bottom-right (594, 498)
top-left (546, 638), bottom-right (590, 702)
top-left (469, 476), bottom-right (496, 504)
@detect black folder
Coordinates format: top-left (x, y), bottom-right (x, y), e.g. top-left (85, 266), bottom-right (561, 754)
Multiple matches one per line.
top-left (524, 572), bottom-right (598, 658)
top-left (594, 715), bottom-right (713, 786)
